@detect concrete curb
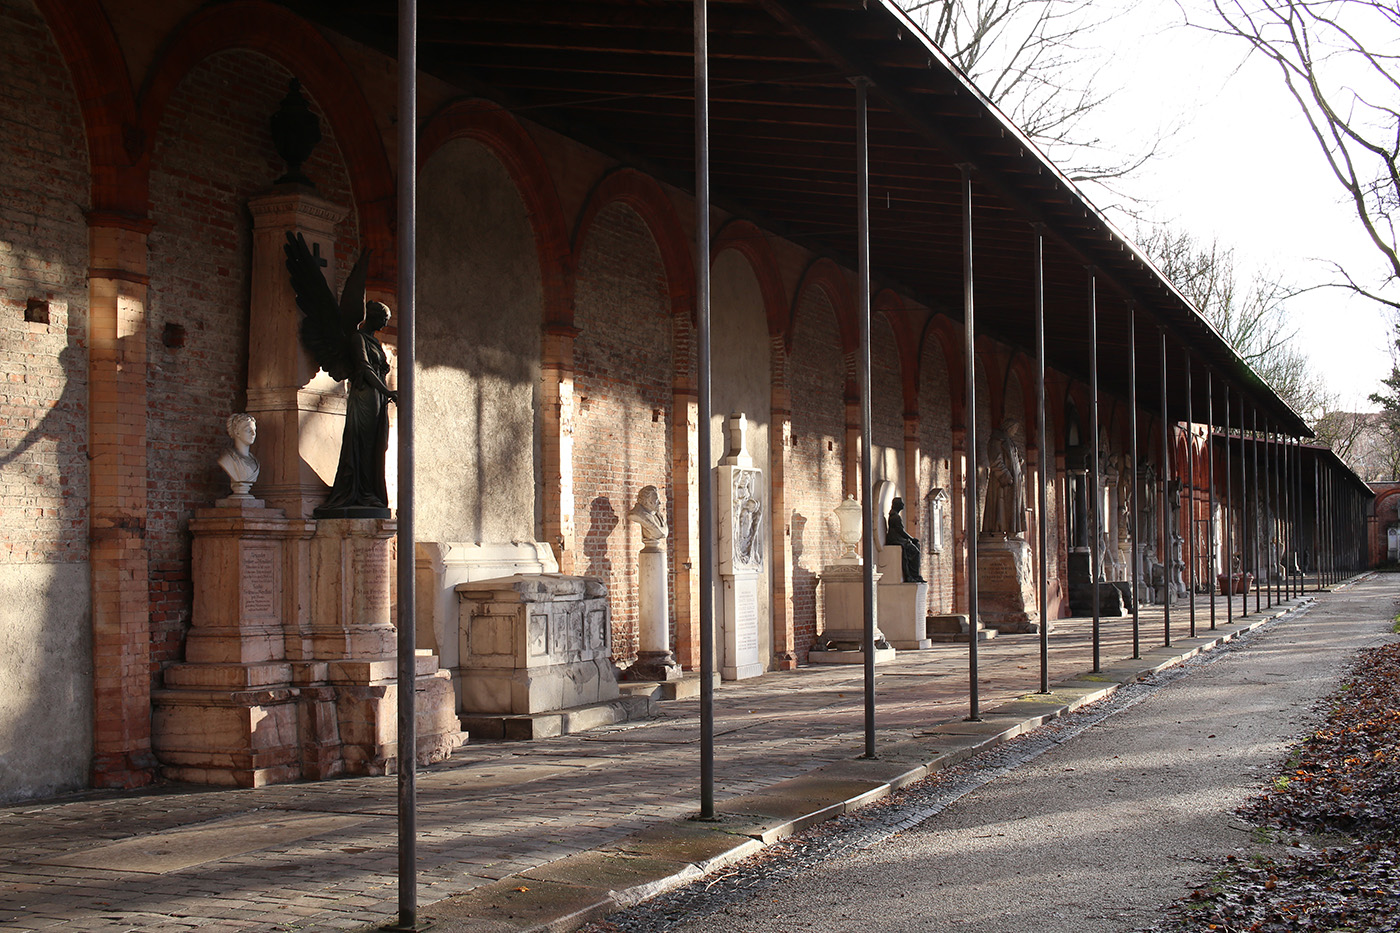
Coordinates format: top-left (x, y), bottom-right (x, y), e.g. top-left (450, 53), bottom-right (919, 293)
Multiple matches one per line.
top-left (420, 596), bottom-right (1314, 933)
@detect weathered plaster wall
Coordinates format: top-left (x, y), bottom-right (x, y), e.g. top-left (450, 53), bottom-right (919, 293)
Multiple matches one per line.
top-left (0, 0), bottom-right (93, 802)
top-left (787, 285), bottom-right (846, 657)
top-left (416, 138), bottom-right (542, 546)
top-left (146, 50), bottom-right (359, 675)
top-left (573, 202), bottom-right (673, 661)
top-left (710, 249), bottom-right (772, 669)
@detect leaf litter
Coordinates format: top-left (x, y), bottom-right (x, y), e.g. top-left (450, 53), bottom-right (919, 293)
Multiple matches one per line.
top-left (1153, 640), bottom-right (1400, 933)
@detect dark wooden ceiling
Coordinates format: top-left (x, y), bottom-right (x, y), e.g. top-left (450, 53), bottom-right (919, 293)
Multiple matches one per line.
top-left (281, 0), bottom-right (1312, 437)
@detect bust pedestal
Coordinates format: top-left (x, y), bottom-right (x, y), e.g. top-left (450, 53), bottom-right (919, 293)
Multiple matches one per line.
top-left (152, 509), bottom-right (463, 786)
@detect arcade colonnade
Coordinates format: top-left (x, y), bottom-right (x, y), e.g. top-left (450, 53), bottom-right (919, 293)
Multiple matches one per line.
top-left (0, 0), bottom-right (1371, 805)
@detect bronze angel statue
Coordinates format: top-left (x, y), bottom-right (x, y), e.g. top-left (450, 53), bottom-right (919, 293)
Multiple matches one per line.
top-left (284, 232), bottom-right (397, 518)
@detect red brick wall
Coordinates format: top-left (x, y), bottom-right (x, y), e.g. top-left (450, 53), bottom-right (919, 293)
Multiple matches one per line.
top-left (918, 334), bottom-right (954, 612)
top-left (0, 0), bottom-right (90, 565)
top-left (573, 202), bottom-right (673, 662)
top-left (145, 50), bottom-right (357, 678)
top-left (786, 286), bottom-right (846, 657)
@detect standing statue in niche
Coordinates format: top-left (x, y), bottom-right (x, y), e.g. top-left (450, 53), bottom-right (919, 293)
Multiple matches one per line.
top-left (627, 485), bottom-right (667, 543)
top-left (733, 470), bottom-right (763, 568)
top-left (983, 421), bottom-right (1027, 537)
top-left (284, 232), bottom-right (397, 518)
top-left (218, 412), bottom-right (260, 497)
top-left (885, 497), bottom-right (925, 583)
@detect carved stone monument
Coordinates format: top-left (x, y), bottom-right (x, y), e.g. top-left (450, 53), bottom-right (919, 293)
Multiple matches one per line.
top-left (977, 420), bottom-right (1040, 633)
top-left (717, 414), bottom-right (765, 680)
top-left (152, 414), bottom-right (463, 786)
top-left (873, 483), bottom-right (930, 650)
top-left (455, 574), bottom-right (650, 738)
top-left (810, 495), bottom-right (896, 664)
top-left (622, 485), bottom-right (682, 682)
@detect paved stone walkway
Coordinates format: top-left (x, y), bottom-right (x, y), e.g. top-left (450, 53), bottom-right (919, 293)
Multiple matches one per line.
top-left (0, 579), bottom-right (1354, 933)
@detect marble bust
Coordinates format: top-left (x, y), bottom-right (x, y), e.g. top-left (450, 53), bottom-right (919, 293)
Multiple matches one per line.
top-left (217, 412), bottom-right (260, 497)
top-left (627, 485), bottom-right (667, 544)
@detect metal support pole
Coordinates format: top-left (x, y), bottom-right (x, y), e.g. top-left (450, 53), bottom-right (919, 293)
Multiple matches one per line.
top-left (1243, 392), bottom-right (1254, 616)
top-left (1034, 227), bottom-right (1049, 693)
top-left (1159, 328), bottom-right (1170, 647)
top-left (394, 0), bottom-right (419, 927)
top-left (1088, 270), bottom-right (1101, 671)
top-left (1207, 371), bottom-right (1215, 629)
top-left (1314, 445), bottom-right (1322, 592)
top-left (1225, 384), bottom-right (1233, 626)
top-left (694, 0), bottom-right (716, 820)
top-left (853, 77), bottom-right (876, 759)
top-left (1268, 423), bottom-right (1276, 608)
top-left (1128, 304), bottom-right (1140, 657)
top-left (1252, 407), bottom-right (1260, 614)
top-left (1184, 352), bottom-right (1195, 637)
top-left (960, 164), bottom-right (981, 722)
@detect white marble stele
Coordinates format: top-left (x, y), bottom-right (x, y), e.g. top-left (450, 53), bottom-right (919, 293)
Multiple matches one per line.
top-left (455, 574), bottom-right (618, 715)
top-left (716, 414), bottom-right (765, 681)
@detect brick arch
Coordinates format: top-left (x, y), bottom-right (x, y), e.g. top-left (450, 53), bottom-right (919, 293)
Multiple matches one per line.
top-left (1006, 352), bottom-right (1040, 448)
top-left (712, 219), bottom-right (787, 339)
top-left (135, 1), bottom-right (395, 281)
top-left (33, 0), bottom-right (140, 218)
top-left (921, 316), bottom-right (965, 423)
top-left (1374, 487), bottom-right (1400, 521)
top-left (790, 258), bottom-right (856, 354)
top-left (875, 290), bottom-right (921, 416)
top-left (420, 99), bottom-right (572, 328)
top-left (574, 168), bottom-right (693, 318)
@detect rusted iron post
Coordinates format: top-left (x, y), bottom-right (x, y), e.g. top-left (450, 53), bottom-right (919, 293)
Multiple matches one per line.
top-left (1128, 304), bottom-right (1140, 657)
top-left (1184, 351), bottom-right (1195, 637)
top-left (694, 0), bottom-right (716, 820)
top-left (1034, 227), bottom-right (1049, 693)
top-left (960, 163), bottom-right (981, 722)
top-left (1088, 270), bottom-right (1101, 671)
top-left (853, 76), bottom-right (877, 758)
top-left (1159, 327), bottom-right (1170, 647)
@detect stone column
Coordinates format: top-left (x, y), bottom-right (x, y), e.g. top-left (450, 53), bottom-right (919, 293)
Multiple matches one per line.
top-left (87, 215), bottom-right (157, 789)
top-left (950, 426), bottom-right (968, 613)
top-left (245, 190), bottom-right (349, 519)
top-left (769, 336), bottom-right (796, 670)
top-left (541, 323), bottom-right (579, 574)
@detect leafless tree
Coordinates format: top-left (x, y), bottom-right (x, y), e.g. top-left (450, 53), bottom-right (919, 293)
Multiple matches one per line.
top-left (899, 1), bottom-right (1159, 193)
top-left (1196, 0), bottom-right (1400, 311)
top-left (1138, 226), bottom-right (1327, 417)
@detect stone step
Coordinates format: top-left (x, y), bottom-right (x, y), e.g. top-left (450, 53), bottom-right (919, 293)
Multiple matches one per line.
top-left (460, 695), bottom-right (653, 741)
top-left (618, 672), bottom-right (721, 702)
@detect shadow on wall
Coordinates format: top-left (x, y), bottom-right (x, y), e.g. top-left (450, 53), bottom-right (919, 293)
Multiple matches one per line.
top-left (0, 336), bottom-right (93, 802)
top-left (585, 496), bottom-right (619, 582)
top-left (790, 511), bottom-right (819, 658)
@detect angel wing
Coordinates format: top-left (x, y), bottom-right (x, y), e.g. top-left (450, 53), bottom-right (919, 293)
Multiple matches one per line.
top-left (283, 232), bottom-right (370, 382)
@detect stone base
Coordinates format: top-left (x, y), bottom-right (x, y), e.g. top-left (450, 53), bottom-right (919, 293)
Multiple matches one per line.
top-left (807, 646), bottom-right (898, 665)
top-left (1069, 581), bottom-right (1130, 617)
top-left (461, 695), bottom-right (652, 741)
top-left (878, 580), bottom-right (930, 650)
top-left (977, 537), bottom-right (1039, 633)
top-left (621, 650), bottom-right (684, 683)
top-left (152, 654), bottom-right (464, 785)
top-left (926, 613), bottom-right (997, 643)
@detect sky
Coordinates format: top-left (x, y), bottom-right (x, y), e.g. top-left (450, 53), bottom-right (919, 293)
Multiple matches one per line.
top-left (939, 0), bottom-right (1396, 412)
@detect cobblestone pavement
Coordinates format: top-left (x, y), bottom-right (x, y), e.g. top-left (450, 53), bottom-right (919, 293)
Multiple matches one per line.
top-left (0, 583), bottom-right (1341, 932)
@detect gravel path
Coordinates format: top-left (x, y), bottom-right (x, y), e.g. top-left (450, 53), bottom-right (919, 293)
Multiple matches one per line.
top-left (585, 575), bottom-right (1398, 933)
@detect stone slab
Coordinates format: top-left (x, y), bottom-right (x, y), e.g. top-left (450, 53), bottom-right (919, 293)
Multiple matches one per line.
top-left (35, 811), bottom-right (372, 874)
top-left (806, 646), bottom-right (897, 665)
top-left (460, 696), bottom-right (652, 741)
